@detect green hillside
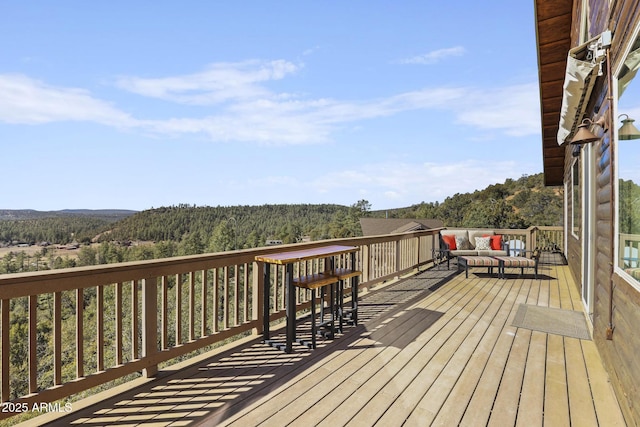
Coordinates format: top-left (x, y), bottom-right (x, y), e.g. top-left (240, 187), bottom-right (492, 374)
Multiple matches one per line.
top-left (1, 173), bottom-right (564, 273)
top-left (380, 173), bottom-right (563, 228)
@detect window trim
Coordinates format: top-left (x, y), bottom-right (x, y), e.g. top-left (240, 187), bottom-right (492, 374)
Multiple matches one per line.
top-left (571, 157), bottom-right (581, 239)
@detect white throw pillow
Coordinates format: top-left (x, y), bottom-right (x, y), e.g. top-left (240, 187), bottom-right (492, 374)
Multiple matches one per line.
top-left (475, 236), bottom-right (491, 251)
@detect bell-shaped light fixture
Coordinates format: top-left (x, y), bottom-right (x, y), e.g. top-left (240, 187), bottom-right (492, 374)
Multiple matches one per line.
top-left (570, 118), bottom-right (603, 145)
top-left (618, 114), bottom-right (640, 140)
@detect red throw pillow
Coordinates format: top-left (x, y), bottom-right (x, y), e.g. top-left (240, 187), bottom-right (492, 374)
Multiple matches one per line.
top-left (490, 235), bottom-right (502, 250)
top-left (442, 234), bottom-right (457, 250)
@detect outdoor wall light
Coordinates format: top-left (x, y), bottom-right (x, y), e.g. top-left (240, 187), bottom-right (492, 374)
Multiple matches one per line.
top-left (618, 114), bottom-right (640, 140)
top-left (570, 117), bottom-right (606, 144)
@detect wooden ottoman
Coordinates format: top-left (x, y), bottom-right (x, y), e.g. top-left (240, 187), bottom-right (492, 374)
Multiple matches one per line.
top-left (458, 256), bottom-right (500, 278)
top-left (494, 256), bottom-right (538, 279)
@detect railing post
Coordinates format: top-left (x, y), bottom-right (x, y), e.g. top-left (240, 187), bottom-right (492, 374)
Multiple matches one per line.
top-left (253, 261), bottom-right (264, 336)
top-left (363, 244), bottom-right (371, 284)
top-left (1, 299), bottom-right (9, 402)
top-left (142, 276), bottom-right (158, 378)
top-left (528, 226), bottom-right (538, 250)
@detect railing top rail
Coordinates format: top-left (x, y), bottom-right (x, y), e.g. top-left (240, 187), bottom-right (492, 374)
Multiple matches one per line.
top-left (0, 229), bottom-right (441, 298)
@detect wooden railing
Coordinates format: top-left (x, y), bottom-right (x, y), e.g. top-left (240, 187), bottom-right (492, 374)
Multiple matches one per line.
top-left (619, 233), bottom-right (640, 268)
top-left (505, 226), bottom-right (564, 254)
top-left (0, 229), bottom-right (441, 420)
top-left (0, 226), bottom-right (562, 420)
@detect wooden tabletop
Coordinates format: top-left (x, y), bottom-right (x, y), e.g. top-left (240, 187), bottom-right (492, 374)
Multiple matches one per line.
top-left (255, 245), bottom-right (358, 265)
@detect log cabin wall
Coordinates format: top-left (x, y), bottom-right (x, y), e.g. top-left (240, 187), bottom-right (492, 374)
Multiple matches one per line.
top-left (564, 0), bottom-right (640, 424)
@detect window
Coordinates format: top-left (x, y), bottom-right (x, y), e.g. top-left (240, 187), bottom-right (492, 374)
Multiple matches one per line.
top-left (616, 32), bottom-right (640, 286)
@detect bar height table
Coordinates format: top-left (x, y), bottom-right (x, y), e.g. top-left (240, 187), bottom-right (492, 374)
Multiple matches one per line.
top-left (255, 245), bottom-right (359, 353)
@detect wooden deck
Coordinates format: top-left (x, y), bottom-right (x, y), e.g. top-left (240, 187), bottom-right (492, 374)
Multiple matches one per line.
top-left (28, 259), bottom-right (626, 427)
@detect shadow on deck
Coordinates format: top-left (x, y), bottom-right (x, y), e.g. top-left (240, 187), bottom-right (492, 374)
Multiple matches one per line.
top-left (26, 269), bottom-right (454, 427)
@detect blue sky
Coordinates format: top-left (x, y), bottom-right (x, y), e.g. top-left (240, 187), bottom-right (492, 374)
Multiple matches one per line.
top-left (1, 1), bottom-right (543, 211)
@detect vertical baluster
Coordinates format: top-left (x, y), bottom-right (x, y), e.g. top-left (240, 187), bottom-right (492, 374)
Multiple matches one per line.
top-left (392, 241), bottom-right (396, 272)
top-left (392, 241), bottom-right (396, 275)
top-left (76, 289), bottom-right (84, 378)
top-left (273, 266), bottom-right (279, 312)
top-left (212, 268), bottom-right (219, 333)
top-left (115, 282), bottom-right (122, 365)
top-left (374, 243), bottom-right (378, 278)
top-left (244, 263), bottom-right (250, 323)
top-left (189, 272), bottom-right (195, 341)
top-left (295, 262), bottom-right (301, 305)
top-left (223, 266), bottom-right (229, 330)
top-left (161, 276), bottom-right (168, 349)
top-left (175, 274), bottom-right (182, 345)
top-left (29, 295), bottom-right (37, 392)
top-left (234, 265), bottom-right (240, 326)
top-left (201, 270), bottom-right (208, 337)
top-left (382, 242), bottom-right (386, 276)
top-left (54, 291), bottom-right (61, 385)
top-left (96, 285), bottom-right (104, 371)
top-left (131, 280), bottom-right (139, 360)
top-left (280, 265), bottom-right (286, 310)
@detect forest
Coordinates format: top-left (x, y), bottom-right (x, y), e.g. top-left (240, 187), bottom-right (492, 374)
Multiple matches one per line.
top-left (0, 173), bottom-right (565, 274)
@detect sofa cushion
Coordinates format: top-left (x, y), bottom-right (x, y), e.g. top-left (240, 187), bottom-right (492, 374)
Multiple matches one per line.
top-left (450, 249), bottom-right (479, 256)
top-left (477, 249), bottom-right (509, 257)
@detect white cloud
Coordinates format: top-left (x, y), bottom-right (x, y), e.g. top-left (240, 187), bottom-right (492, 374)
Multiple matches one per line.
top-left (308, 160), bottom-right (523, 206)
top-left (400, 47), bottom-right (466, 65)
top-left (115, 60), bottom-right (301, 105)
top-left (0, 60), bottom-right (541, 145)
top-left (452, 83), bottom-right (541, 136)
top-left (0, 74), bottom-right (136, 127)
top-left (201, 158), bottom-right (528, 208)
top-left (137, 86), bottom-right (470, 145)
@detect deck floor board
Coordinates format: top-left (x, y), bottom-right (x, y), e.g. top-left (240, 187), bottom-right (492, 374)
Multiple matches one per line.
top-left (29, 263), bottom-right (627, 427)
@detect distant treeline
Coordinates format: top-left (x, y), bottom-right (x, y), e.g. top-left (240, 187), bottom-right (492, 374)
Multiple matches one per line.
top-left (1, 173), bottom-right (566, 271)
top-left (0, 217), bottom-right (112, 245)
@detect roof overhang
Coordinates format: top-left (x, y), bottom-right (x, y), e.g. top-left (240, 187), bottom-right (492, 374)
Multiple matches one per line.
top-left (534, 0), bottom-right (574, 186)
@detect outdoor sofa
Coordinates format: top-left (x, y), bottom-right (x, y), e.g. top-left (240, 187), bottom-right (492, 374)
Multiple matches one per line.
top-left (438, 229), bottom-right (541, 279)
top-left (436, 229), bottom-right (510, 272)
top-left (439, 229), bottom-right (510, 259)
